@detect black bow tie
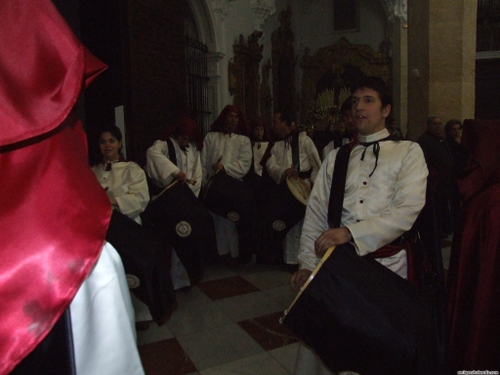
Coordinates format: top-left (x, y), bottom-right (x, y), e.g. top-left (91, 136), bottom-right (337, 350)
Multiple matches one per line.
top-left (358, 134), bottom-right (399, 177)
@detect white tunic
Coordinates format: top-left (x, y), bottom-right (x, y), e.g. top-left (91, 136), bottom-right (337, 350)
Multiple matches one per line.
top-left (91, 161), bottom-right (149, 224)
top-left (321, 137), bottom-right (350, 160)
top-left (266, 132), bottom-right (322, 185)
top-left (299, 128), bottom-right (428, 276)
top-left (294, 128), bottom-right (428, 375)
top-left (146, 138), bottom-right (202, 197)
top-left (252, 141), bottom-right (269, 176)
top-left (70, 242), bottom-right (144, 375)
top-left (200, 132), bottom-right (252, 184)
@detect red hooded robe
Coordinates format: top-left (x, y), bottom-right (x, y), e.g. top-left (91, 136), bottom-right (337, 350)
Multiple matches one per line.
top-left (0, 1), bottom-right (110, 373)
top-left (447, 119), bottom-right (500, 371)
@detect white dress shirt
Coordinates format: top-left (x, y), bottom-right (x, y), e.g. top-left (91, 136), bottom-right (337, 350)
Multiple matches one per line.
top-left (200, 132), bottom-right (252, 184)
top-left (298, 128), bottom-right (428, 278)
top-left (146, 138), bottom-right (202, 197)
top-left (252, 141), bottom-right (269, 176)
top-left (266, 132), bottom-right (322, 185)
top-left (92, 161), bottom-right (150, 224)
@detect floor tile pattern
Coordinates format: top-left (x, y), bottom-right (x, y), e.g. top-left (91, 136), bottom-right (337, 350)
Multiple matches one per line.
top-left (137, 239), bottom-right (453, 375)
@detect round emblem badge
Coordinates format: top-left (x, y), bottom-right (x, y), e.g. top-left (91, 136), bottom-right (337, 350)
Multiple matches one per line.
top-left (227, 211), bottom-right (240, 222)
top-left (175, 221), bottom-right (192, 237)
top-left (272, 220), bottom-right (286, 231)
top-left (126, 274), bottom-right (140, 289)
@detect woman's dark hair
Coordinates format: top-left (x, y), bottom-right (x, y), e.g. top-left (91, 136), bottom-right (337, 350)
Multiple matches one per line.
top-left (340, 96), bottom-right (352, 113)
top-left (445, 119), bottom-right (462, 135)
top-left (99, 125), bottom-right (122, 142)
top-left (351, 76), bottom-right (393, 108)
top-left (248, 116), bottom-right (269, 141)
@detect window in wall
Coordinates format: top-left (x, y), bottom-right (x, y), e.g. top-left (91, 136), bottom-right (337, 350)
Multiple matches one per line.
top-left (333, 0), bottom-right (359, 32)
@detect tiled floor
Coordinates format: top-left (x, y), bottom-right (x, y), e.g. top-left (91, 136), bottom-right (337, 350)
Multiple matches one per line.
top-left (136, 261), bottom-right (300, 375)
top-left (136, 237), bottom-right (453, 375)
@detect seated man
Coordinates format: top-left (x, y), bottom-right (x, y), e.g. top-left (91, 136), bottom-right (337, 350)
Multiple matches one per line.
top-left (200, 105), bottom-right (255, 264)
top-left (259, 111), bottom-right (321, 265)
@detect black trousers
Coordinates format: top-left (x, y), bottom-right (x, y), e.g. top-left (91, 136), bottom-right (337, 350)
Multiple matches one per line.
top-left (258, 181), bottom-right (305, 263)
top-left (106, 210), bottom-right (176, 324)
top-left (203, 172), bottom-right (256, 262)
top-left (142, 183), bottom-right (217, 283)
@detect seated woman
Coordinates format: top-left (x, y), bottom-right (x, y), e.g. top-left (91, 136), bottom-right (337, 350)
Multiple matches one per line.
top-left (92, 126), bottom-right (176, 326)
top-left (145, 117), bottom-right (216, 285)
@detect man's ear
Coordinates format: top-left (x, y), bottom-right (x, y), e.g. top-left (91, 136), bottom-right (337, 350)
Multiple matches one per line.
top-left (382, 104), bottom-right (391, 119)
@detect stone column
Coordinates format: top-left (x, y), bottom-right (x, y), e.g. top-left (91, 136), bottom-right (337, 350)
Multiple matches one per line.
top-left (407, 0), bottom-right (477, 140)
top-left (390, 18), bottom-right (408, 138)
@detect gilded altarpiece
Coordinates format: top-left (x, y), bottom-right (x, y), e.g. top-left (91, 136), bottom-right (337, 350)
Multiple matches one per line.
top-left (229, 31), bottom-right (264, 119)
top-left (300, 37), bottom-right (389, 129)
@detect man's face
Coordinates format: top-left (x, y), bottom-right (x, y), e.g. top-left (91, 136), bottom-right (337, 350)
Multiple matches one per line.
top-left (224, 111), bottom-right (239, 133)
top-left (342, 110), bottom-right (355, 135)
top-left (176, 135), bottom-right (190, 148)
top-left (427, 117), bottom-right (443, 137)
top-left (351, 87), bottom-right (391, 136)
top-left (272, 113), bottom-right (289, 137)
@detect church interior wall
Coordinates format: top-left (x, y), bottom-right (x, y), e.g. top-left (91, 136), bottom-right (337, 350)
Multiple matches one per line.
top-left (205, 0), bottom-right (389, 122)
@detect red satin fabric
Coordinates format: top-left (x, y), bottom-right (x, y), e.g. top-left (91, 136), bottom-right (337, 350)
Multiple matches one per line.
top-left (447, 120), bottom-right (500, 371)
top-left (0, 0), bottom-right (110, 373)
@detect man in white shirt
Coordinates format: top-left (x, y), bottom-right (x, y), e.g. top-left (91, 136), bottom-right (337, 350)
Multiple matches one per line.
top-left (290, 76), bottom-right (428, 375)
top-left (201, 105), bottom-right (255, 264)
top-left (258, 111), bottom-right (321, 265)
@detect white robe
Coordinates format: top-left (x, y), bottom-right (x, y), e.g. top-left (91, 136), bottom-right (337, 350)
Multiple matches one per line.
top-left (200, 131), bottom-right (252, 184)
top-left (321, 137), bottom-right (350, 160)
top-left (200, 132), bottom-right (252, 257)
top-left (92, 161), bottom-right (149, 224)
top-left (295, 128), bottom-right (428, 375)
top-left (146, 138), bottom-right (202, 197)
top-left (70, 242), bottom-right (144, 375)
top-left (266, 132), bottom-right (321, 185)
top-left (252, 141), bottom-right (269, 176)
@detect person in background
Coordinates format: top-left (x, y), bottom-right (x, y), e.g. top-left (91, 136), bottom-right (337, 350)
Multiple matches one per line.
top-left (444, 119), bottom-right (468, 174)
top-left (259, 111), bottom-right (322, 265)
top-left (0, 1), bottom-right (145, 373)
top-left (92, 126), bottom-right (177, 328)
top-left (146, 116), bottom-right (204, 197)
top-left (322, 96), bottom-right (356, 160)
top-left (418, 115), bottom-right (455, 237)
top-left (201, 105), bottom-right (255, 264)
top-left (93, 126), bottom-right (149, 224)
top-left (386, 117), bottom-right (404, 139)
top-left (145, 117), bottom-right (217, 285)
top-left (444, 118), bottom-right (468, 229)
top-left (447, 119), bottom-right (500, 373)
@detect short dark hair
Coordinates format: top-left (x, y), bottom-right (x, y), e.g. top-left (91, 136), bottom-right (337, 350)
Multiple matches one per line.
top-left (340, 96), bottom-right (352, 113)
top-left (444, 119), bottom-right (462, 134)
top-left (275, 112), bottom-right (294, 127)
top-left (351, 76), bottom-right (392, 108)
top-left (427, 115), bottom-right (442, 126)
top-left (100, 125), bottom-right (122, 142)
